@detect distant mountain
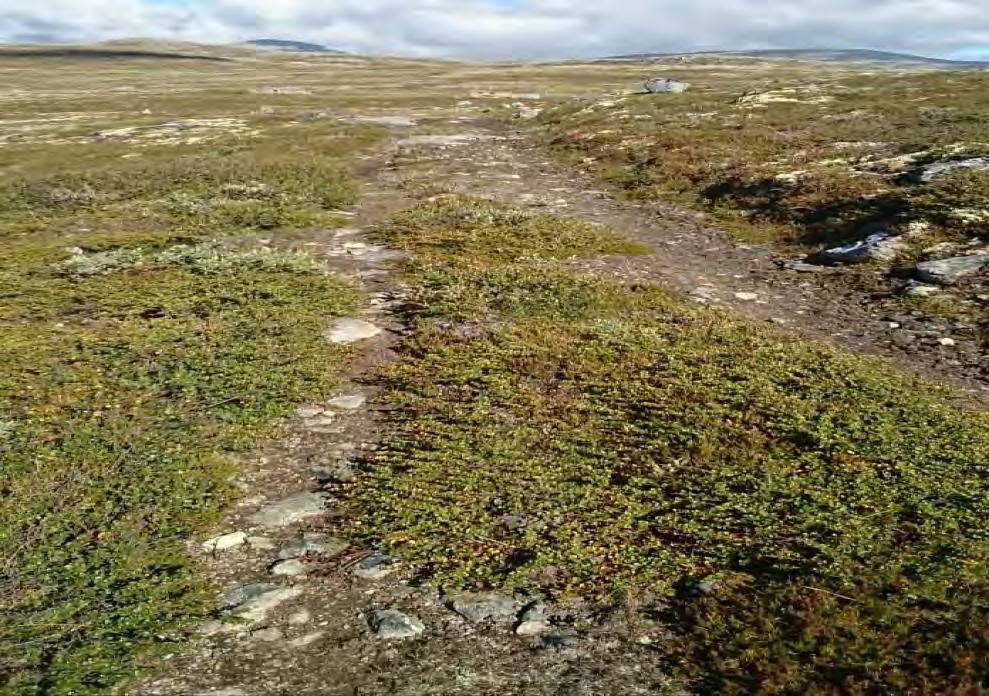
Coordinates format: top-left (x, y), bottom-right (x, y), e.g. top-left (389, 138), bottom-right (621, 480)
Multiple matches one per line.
top-left (248, 39), bottom-right (344, 54)
top-left (603, 48), bottom-right (988, 69)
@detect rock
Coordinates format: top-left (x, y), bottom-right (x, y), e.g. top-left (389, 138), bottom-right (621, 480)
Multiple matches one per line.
top-left (644, 77), bottom-right (690, 94)
top-left (326, 394), bottom-right (367, 410)
top-left (252, 627), bottom-right (284, 642)
top-left (296, 404), bottom-right (325, 419)
top-left (916, 255), bottom-right (989, 285)
top-left (513, 105), bottom-right (543, 120)
top-left (903, 282), bottom-right (943, 298)
top-left (821, 232), bottom-right (907, 264)
top-left (733, 292), bottom-right (759, 302)
top-left (368, 609), bottom-right (425, 639)
top-left (536, 631), bottom-right (581, 650)
top-left (342, 115), bottom-right (417, 127)
top-left (323, 318), bottom-right (383, 344)
top-left (396, 133), bottom-right (498, 147)
top-left (270, 559), bottom-right (308, 577)
top-left (249, 492), bottom-right (328, 528)
top-left (220, 583), bottom-right (303, 624)
top-left (247, 536), bottom-right (276, 550)
top-left (288, 609), bottom-right (312, 625)
top-left (939, 337), bottom-right (957, 347)
top-left (515, 602), bottom-right (551, 636)
top-left (312, 461), bottom-right (357, 484)
top-left (288, 630), bottom-right (325, 647)
top-left (354, 552), bottom-right (399, 580)
top-left (780, 260), bottom-right (835, 274)
top-left (919, 157), bottom-right (989, 182)
top-left (202, 531), bottom-right (248, 552)
top-left (448, 592), bottom-right (517, 623)
top-left (277, 535), bottom-right (347, 560)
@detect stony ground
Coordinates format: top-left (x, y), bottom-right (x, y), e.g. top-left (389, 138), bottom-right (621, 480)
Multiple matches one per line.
top-left (1, 44), bottom-right (986, 694)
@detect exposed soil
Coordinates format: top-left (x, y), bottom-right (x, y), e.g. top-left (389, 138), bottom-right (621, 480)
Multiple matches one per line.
top-left (135, 116), bottom-right (986, 696)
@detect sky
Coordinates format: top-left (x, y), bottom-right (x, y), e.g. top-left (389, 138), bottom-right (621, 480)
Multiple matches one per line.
top-left (1, 0), bottom-right (987, 61)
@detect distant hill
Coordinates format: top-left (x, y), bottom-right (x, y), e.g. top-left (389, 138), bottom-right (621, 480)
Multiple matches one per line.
top-left (248, 39), bottom-right (344, 54)
top-left (604, 48), bottom-right (989, 69)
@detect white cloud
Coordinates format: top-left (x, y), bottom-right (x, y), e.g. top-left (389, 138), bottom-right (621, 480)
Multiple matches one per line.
top-left (0, 0), bottom-right (986, 60)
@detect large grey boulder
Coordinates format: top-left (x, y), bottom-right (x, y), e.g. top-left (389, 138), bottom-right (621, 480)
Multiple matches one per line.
top-left (645, 77), bottom-right (690, 94)
top-left (820, 232), bottom-right (907, 264)
top-left (368, 609), bottom-right (425, 639)
top-left (447, 592), bottom-right (518, 622)
top-left (919, 157), bottom-right (989, 182)
top-left (916, 255), bottom-right (989, 285)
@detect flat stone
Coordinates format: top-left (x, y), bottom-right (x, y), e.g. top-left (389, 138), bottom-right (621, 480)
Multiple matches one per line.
top-left (249, 492), bottom-right (328, 528)
top-left (781, 260), bottom-right (835, 274)
top-left (270, 559), bottom-right (308, 577)
top-left (342, 115), bottom-right (418, 127)
top-left (277, 535), bottom-right (348, 560)
top-left (448, 592), bottom-right (518, 623)
top-left (733, 292), bottom-right (759, 302)
top-left (326, 394), bottom-right (367, 410)
top-left (515, 602), bottom-right (551, 636)
top-left (202, 531), bottom-right (247, 552)
top-left (396, 133), bottom-right (498, 147)
top-left (247, 536), bottom-right (276, 550)
top-left (354, 552), bottom-right (399, 580)
top-left (919, 157), bottom-right (989, 182)
top-left (903, 282), bottom-right (943, 297)
top-left (252, 627), bottom-right (284, 642)
top-left (939, 337), bottom-right (957, 347)
top-left (288, 630), bottom-right (325, 647)
top-left (368, 609), bottom-right (425, 639)
top-left (821, 232), bottom-right (907, 264)
top-left (296, 404), bottom-right (325, 418)
top-left (916, 255), bottom-right (989, 285)
top-left (220, 583), bottom-right (303, 624)
top-left (288, 609), bottom-right (313, 625)
top-left (323, 318), bottom-right (383, 344)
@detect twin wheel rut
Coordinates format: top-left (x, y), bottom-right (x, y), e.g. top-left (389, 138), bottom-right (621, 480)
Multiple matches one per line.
top-left (138, 122), bottom-right (985, 696)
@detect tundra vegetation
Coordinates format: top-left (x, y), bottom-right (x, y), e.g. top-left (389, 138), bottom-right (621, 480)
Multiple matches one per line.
top-left (0, 45), bottom-right (986, 693)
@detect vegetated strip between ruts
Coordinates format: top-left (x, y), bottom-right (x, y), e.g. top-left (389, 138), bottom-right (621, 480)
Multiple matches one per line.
top-left (0, 121), bottom-right (381, 692)
top-left (335, 196), bottom-right (989, 692)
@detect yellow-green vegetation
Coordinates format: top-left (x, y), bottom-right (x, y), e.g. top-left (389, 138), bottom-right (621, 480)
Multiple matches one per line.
top-left (537, 67), bottom-right (989, 252)
top-left (342, 197), bottom-right (989, 692)
top-left (0, 119), bottom-right (377, 691)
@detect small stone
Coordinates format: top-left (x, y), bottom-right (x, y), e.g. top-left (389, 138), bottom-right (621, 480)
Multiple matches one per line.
top-left (252, 627), bottom-right (284, 642)
top-left (220, 584), bottom-right (303, 625)
top-left (903, 282), bottom-right (943, 298)
top-left (781, 260), bottom-right (834, 273)
top-left (448, 592), bottom-right (517, 623)
top-left (277, 535), bottom-right (347, 560)
top-left (323, 318), bottom-right (383, 344)
top-left (368, 609), bottom-right (425, 639)
top-left (249, 492), bottom-right (328, 528)
top-left (288, 630), bottom-right (325, 647)
top-left (515, 602), bottom-right (551, 636)
top-left (887, 322), bottom-right (901, 330)
top-left (938, 337), bottom-right (957, 347)
top-left (296, 404), bottom-right (325, 419)
top-left (733, 292), bottom-right (759, 302)
top-left (202, 531), bottom-right (247, 552)
top-left (270, 559), bottom-right (308, 577)
top-left (326, 394), bottom-right (367, 410)
top-left (354, 552), bottom-right (399, 580)
top-left (288, 609), bottom-right (312, 625)
top-left (536, 631), bottom-right (581, 650)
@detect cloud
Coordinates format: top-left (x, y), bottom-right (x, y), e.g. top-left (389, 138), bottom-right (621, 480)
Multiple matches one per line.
top-left (0, 0), bottom-right (986, 60)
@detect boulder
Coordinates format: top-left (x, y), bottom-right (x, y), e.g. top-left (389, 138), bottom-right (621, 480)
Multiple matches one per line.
top-left (447, 592), bottom-right (517, 622)
top-left (919, 157), bottom-right (989, 182)
top-left (368, 609), bottom-right (425, 639)
top-left (644, 77), bottom-right (690, 94)
top-left (820, 232), bottom-right (907, 264)
top-left (915, 255), bottom-right (989, 285)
